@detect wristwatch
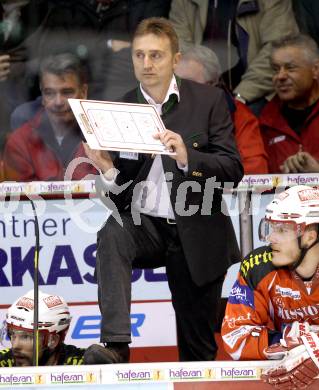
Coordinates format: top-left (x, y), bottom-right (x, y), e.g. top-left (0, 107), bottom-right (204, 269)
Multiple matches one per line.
top-left (234, 93), bottom-right (246, 104)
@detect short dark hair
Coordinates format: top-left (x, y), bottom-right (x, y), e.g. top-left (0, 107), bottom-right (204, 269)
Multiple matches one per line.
top-left (133, 17), bottom-right (179, 54)
top-left (271, 34), bottom-right (319, 64)
top-left (39, 53), bottom-right (87, 85)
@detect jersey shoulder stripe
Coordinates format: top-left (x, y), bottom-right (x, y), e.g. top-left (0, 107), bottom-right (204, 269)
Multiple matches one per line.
top-left (240, 245), bottom-right (275, 289)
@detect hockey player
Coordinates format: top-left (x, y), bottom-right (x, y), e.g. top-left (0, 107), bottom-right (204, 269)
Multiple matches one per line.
top-left (0, 290), bottom-right (84, 366)
top-left (221, 184), bottom-right (319, 389)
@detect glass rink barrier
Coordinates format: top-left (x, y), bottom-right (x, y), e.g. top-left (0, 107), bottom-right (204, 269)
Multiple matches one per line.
top-left (0, 173), bottom-right (319, 388)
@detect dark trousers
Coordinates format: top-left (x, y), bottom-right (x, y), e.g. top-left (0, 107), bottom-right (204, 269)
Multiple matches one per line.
top-left (96, 211), bottom-right (223, 361)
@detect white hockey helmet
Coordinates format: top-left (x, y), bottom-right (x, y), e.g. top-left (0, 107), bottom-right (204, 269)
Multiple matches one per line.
top-left (259, 185), bottom-right (319, 242)
top-left (6, 290), bottom-right (71, 335)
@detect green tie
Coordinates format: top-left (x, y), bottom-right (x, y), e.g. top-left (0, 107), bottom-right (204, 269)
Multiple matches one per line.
top-left (162, 93), bottom-right (178, 115)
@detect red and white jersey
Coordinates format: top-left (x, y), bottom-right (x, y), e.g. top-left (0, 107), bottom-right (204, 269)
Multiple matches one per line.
top-left (221, 246), bottom-right (319, 360)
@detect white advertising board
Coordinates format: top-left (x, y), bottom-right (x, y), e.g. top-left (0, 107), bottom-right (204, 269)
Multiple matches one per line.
top-left (0, 198), bottom-right (172, 304)
top-left (0, 301), bottom-right (176, 349)
top-left (0, 194), bottom-right (241, 305)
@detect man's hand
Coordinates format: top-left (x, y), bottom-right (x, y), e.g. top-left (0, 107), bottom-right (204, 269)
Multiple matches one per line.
top-left (280, 151), bottom-right (319, 173)
top-left (154, 129), bottom-right (188, 167)
top-left (0, 55), bottom-right (10, 81)
top-left (111, 39), bottom-right (131, 52)
top-left (262, 330), bottom-right (319, 389)
top-left (83, 142), bottom-right (116, 180)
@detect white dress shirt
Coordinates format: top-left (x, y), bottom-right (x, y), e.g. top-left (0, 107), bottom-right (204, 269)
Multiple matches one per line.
top-left (101, 75), bottom-right (187, 219)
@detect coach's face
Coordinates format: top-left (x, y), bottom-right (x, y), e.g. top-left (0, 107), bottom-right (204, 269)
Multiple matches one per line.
top-left (132, 33), bottom-right (180, 96)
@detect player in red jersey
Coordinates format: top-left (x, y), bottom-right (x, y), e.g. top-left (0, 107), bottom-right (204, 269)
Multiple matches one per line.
top-left (221, 184), bottom-right (319, 389)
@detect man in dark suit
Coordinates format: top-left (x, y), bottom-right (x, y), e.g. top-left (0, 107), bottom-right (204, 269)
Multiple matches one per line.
top-left (83, 17), bottom-right (243, 364)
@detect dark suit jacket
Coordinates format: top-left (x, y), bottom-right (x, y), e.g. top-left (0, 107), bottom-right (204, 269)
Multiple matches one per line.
top-left (101, 79), bottom-right (244, 286)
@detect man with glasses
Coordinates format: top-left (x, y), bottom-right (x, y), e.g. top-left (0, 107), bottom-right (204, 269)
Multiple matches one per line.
top-left (0, 290), bottom-right (84, 367)
top-left (222, 185), bottom-right (319, 389)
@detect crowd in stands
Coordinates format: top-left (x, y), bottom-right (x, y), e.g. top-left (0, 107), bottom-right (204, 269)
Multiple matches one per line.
top-left (0, 0), bottom-right (319, 181)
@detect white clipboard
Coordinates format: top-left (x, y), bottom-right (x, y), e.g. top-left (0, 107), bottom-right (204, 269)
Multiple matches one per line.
top-left (69, 98), bottom-right (175, 155)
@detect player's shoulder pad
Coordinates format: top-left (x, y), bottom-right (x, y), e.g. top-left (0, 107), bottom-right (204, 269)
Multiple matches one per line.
top-left (239, 246), bottom-right (275, 290)
top-left (0, 348), bottom-right (13, 366)
top-left (0, 348), bottom-right (11, 356)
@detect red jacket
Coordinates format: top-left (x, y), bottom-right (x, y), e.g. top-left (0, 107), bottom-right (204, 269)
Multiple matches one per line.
top-left (221, 246), bottom-right (319, 360)
top-left (233, 100), bottom-right (268, 174)
top-left (259, 96), bottom-right (319, 173)
top-left (3, 110), bottom-right (97, 181)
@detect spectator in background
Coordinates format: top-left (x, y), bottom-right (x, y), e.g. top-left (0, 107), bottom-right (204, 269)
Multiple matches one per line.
top-left (7, 1), bottom-right (172, 132)
top-left (175, 44), bottom-right (268, 174)
top-left (169, 0), bottom-right (299, 115)
top-left (0, 290), bottom-right (84, 366)
top-left (260, 35), bottom-right (319, 174)
top-left (0, 1), bottom-right (172, 152)
top-left (0, 0), bottom-right (50, 149)
top-left (34, 0), bottom-right (172, 101)
top-left (3, 53), bottom-right (97, 181)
